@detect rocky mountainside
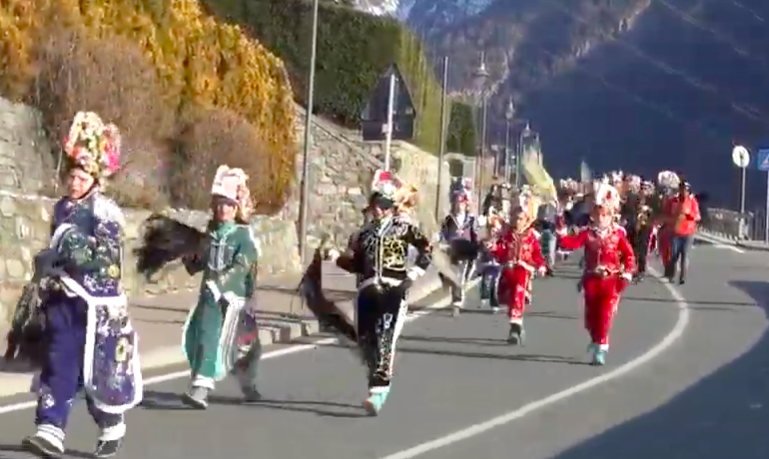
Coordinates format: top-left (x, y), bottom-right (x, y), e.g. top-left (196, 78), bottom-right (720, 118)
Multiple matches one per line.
top-left (353, 0), bottom-right (769, 208)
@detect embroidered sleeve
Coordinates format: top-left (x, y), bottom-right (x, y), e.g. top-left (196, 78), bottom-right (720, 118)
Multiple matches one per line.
top-left (406, 222), bottom-right (432, 273)
top-left (57, 219), bottom-right (122, 278)
top-left (235, 227), bottom-right (260, 299)
top-left (559, 229), bottom-right (588, 251)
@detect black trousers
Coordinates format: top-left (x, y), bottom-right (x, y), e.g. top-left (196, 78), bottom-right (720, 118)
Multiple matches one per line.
top-left (628, 227), bottom-right (652, 274)
top-left (356, 284), bottom-right (409, 389)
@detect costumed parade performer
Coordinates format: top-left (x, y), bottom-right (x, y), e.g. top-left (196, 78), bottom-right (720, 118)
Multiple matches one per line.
top-left (478, 205), bottom-right (507, 312)
top-left (131, 166), bottom-right (263, 409)
top-left (324, 170), bottom-right (431, 415)
top-left (178, 166), bottom-right (262, 408)
top-left (558, 181), bottom-right (635, 365)
top-left (621, 178), bottom-right (656, 281)
top-left (439, 178), bottom-right (478, 310)
top-left (17, 112), bottom-right (141, 458)
top-left (655, 171), bottom-right (679, 268)
top-left (662, 178), bottom-right (700, 284)
top-left (487, 189), bottom-right (547, 345)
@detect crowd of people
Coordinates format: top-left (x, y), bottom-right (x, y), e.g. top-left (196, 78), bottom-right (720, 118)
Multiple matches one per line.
top-left (2, 108), bottom-right (702, 457)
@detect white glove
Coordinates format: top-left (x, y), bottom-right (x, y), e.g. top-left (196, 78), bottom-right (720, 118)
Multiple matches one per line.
top-left (537, 266), bottom-right (547, 276)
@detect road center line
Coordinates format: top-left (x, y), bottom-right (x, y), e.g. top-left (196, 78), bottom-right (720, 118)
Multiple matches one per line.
top-left (378, 267), bottom-right (691, 459)
top-left (0, 279), bottom-right (479, 415)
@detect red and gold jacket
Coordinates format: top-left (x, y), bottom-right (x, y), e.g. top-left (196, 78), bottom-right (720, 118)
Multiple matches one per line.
top-left (489, 227), bottom-right (546, 273)
top-left (558, 224), bottom-right (635, 280)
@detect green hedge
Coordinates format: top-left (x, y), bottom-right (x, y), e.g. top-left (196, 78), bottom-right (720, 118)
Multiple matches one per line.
top-left (201, 0), bottom-right (448, 153)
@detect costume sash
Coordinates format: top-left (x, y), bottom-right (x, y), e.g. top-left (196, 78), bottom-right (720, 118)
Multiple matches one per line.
top-left (47, 223), bottom-right (142, 414)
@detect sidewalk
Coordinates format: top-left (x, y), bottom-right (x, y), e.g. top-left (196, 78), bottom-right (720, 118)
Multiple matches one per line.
top-left (0, 262), bottom-right (444, 398)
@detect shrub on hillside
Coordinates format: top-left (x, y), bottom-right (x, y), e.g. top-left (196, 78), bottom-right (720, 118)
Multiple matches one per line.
top-left (29, 26), bottom-right (173, 208)
top-left (170, 109), bottom-right (283, 214)
top-left (202, 0), bottom-right (444, 153)
top-left (0, 0), bottom-right (296, 212)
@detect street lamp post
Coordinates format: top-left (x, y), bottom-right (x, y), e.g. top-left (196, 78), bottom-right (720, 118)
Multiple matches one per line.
top-left (297, 0), bottom-right (320, 267)
top-left (515, 121), bottom-right (531, 188)
top-left (473, 52), bottom-right (490, 210)
top-left (504, 98), bottom-right (514, 184)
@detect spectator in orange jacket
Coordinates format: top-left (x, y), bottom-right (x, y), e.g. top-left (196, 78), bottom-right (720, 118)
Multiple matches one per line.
top-left (663, 180), bottom-right (700, 284)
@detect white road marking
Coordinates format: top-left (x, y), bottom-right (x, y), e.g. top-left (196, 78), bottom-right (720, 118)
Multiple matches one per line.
top-left (378, 267), bottom-right (691, 459)
top-left (0, 279), bottom-right (479, 415)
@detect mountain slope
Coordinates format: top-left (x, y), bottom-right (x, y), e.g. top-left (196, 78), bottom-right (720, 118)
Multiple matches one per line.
top-left (398, 0), bottom-right (768, 208)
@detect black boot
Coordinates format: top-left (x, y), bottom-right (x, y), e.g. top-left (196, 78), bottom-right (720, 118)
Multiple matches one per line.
top-left (93, 439), bottom-right (122, 458)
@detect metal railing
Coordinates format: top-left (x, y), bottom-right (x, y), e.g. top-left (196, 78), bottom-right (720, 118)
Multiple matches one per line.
top-left (700, 207), bottom-right (767, 241)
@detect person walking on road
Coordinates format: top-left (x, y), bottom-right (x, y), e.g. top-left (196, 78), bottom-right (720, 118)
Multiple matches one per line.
top-left (486, 193), bottom-right (547, 345)
top-left (22, 112), bottom-right (141, 459)
top-left (663, 179), bottom-right (700, 284)
top-left (558, 182), bottom-right (635, 366)
top-left (326, 170), bottom-right (431, 416)
top-left (438, 181), bottom-right (478, 311)
top-left (179, 165), bottom-right (263, 409)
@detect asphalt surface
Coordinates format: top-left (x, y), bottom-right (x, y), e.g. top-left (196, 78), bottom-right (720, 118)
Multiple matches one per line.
top-left (0, 243), bottom-right (767, 459)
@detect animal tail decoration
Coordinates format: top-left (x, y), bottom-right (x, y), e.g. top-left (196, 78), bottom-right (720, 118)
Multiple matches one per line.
top-left (298, 235), bottom-right (358, 343)
top-left (3, 254), bottom-right (53, 368)
top-left (134, 214), bottom-right (208, 280)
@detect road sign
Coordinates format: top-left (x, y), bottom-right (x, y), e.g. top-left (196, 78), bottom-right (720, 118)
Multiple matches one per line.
top-left (732, 145), bottom-right (750, 168)
top-left (758, 149), bottom-right (769, 171)
top-left (361, 63), bottom-right (416, 142)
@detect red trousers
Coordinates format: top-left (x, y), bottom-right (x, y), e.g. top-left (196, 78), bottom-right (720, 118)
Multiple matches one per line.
top-left (500, 266), bottom-right (532, 324)
top-left (582, 275), bottom-right (622, 348)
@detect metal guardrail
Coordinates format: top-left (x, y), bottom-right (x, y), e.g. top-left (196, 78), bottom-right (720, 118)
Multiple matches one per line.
top-left (700, 207), bottom-right (767, 242)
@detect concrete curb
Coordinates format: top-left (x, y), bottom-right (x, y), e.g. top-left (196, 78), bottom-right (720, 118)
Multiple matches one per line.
top-left (0, 273), bottom-right (448, 399)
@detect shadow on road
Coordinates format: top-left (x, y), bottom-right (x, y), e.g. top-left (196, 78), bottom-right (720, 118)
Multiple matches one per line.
top-left (546, 280), bottom-right (769, 459)
top-left (140, 390), bottom-right (367, 418)
top-left (0, 443), bottom-right (91, 458)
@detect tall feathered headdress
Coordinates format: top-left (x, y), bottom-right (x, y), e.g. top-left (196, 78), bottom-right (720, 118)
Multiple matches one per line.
top-left (594, 182), bottom-right (621, 213)
top-left (450, 177), bottom-right (472, 204)
top-left (514, 185), bottom-right (541, 229)
top-left (63, 111), bottom-right (121, 180)
top-left (211, 165), bottom-right (252, 221)
top-left (657, 170), bottom-right (680, 190)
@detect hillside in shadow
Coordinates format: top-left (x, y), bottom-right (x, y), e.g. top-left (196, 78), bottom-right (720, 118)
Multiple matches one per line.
top-left (546, 279), bottom-right (769, 459)
top-left (517, 0), bottom-right (769, 208)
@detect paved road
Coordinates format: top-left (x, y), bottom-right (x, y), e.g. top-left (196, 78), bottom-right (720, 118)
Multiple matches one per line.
top-left (0, 245), bottom-right (766, 459)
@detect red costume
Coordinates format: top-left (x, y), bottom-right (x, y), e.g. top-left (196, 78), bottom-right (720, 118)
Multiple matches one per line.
top-left (558, 183), bottom-right (635, 365)
top-left (489, 227), bottom-right (546, 326)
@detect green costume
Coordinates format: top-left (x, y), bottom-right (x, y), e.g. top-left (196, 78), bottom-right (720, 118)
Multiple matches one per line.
top-left (181, 221), bottom-right (260, 389)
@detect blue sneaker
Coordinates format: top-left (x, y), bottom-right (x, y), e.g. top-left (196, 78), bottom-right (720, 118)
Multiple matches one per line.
top-left (591, 348), bottom-right (607, 366)
top-left (363, 388), bottom-right (390, 416)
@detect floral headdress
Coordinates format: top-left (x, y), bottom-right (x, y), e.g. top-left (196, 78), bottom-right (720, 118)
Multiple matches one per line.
top-left (593, 182), bottom-right (621, 214)
top-left (370, 170), bottom-right (402, 202)
top-left (211, 165), bottom-right (252, 220)
top-left (63, 111), bottom-right (121, 180)
top-left (513, 186), bottom-right (540, 229)
top-left (657, 170), bottom-right (680, 190)
top-left (450, 177), bottom-right (472, 204)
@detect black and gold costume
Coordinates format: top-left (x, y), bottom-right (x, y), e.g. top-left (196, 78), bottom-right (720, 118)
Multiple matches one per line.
top-left (334, 212), bottom-right (430, 414)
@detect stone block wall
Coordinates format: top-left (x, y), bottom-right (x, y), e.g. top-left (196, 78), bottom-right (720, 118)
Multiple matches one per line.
top-left (293, 104), bottom-right (452, 247)
top-left (0, 98), bottom-right (52, 194)
top-left (0, 191), bottom-right (301, 325)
